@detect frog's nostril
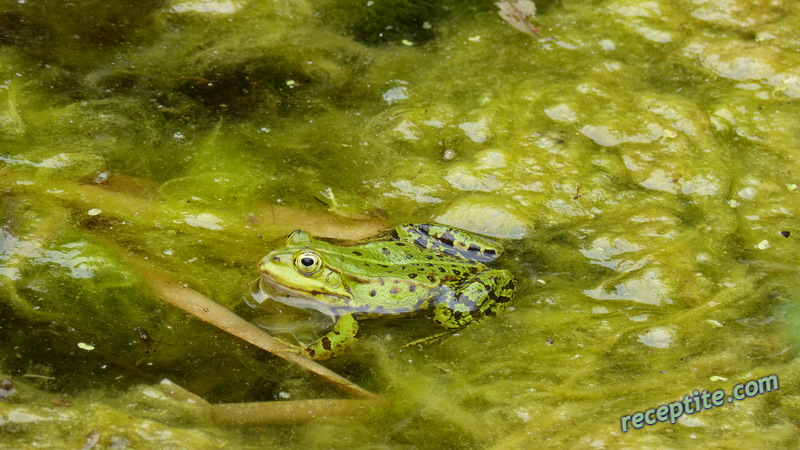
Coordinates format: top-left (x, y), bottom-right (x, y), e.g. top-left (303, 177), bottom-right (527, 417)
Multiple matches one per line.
top-left (273, 256), bottom-right (281, 262)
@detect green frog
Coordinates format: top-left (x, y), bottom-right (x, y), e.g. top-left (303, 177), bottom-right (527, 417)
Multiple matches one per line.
top-left (257, 224), bottom-right (515, 360)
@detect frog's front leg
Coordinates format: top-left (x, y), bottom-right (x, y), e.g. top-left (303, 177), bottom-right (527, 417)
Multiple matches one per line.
top-left (433, 269), bottom-right (515, 329)
top-left (298, 314), bottom-right (359, 360)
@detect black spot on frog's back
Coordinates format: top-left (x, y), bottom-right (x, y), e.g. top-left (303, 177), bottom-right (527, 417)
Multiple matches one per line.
top-left (439, 230), bottom-right (456, 246)
top-left (495, 294), bottom-right (512, 304)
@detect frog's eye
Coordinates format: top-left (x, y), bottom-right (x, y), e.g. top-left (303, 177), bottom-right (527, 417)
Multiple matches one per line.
top-left (295, 251), bottom-right (322, 275)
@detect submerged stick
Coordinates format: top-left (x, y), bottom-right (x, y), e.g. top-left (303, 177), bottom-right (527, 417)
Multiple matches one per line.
top-left (157, 378), bottom-right (380, 425)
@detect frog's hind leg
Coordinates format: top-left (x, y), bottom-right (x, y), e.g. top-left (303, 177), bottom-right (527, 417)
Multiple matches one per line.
top-left (432, 269), bottom-right (515, 329)
top-left (397, 224), bottom-right (504, 262)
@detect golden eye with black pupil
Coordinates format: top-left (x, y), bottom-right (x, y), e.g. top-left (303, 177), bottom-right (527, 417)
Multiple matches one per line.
top-left (295, 251), bottom-right (322, 275)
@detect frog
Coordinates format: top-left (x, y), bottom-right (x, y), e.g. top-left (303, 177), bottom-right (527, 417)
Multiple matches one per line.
top-left (257, 223), bottom-right (516, 360)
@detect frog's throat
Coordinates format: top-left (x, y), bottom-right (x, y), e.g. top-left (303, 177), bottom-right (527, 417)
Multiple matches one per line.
top-left (258, 276), bottom-right (351, 304)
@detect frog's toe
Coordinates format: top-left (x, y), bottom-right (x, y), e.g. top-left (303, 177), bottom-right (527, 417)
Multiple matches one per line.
top-left (400, 331), bottom-right (451, 348)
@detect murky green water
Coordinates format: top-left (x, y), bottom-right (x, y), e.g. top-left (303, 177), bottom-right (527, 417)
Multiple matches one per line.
top-left (2, 0), bottom-right (800, 447)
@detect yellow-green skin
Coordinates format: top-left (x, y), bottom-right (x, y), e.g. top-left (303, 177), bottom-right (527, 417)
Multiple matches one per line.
top-left (257, 224), bottom-right (516, 360)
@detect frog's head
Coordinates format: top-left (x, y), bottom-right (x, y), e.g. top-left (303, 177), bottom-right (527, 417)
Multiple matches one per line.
top-left (257, 230), bottom-right (351, 304)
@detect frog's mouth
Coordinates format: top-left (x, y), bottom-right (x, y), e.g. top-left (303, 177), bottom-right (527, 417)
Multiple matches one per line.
top-left (258, 276), bottom-right (351, 310)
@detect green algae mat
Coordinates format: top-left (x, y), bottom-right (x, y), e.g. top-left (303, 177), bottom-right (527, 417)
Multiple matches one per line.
top-left (2, 0), bottom-right (800, 447)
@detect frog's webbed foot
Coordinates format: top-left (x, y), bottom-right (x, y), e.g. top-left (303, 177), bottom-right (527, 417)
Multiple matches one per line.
top-left (399, 331), bottom-right (452, 349)
top-left (264, 335), bottom-right (316, 359)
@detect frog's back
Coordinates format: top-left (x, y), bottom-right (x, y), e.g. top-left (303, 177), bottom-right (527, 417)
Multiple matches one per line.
top-left (318, 239), bottom-right (485, 272)
top-left (312, 239), bottom-right (483, 315)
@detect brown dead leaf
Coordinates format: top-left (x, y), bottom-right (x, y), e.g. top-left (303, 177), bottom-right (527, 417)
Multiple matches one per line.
top-left (495, 0), bottom-right (539, 36)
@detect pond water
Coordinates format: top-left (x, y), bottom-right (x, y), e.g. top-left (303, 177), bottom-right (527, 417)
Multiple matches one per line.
top-left (2, 0), bottom-right (800, 447)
